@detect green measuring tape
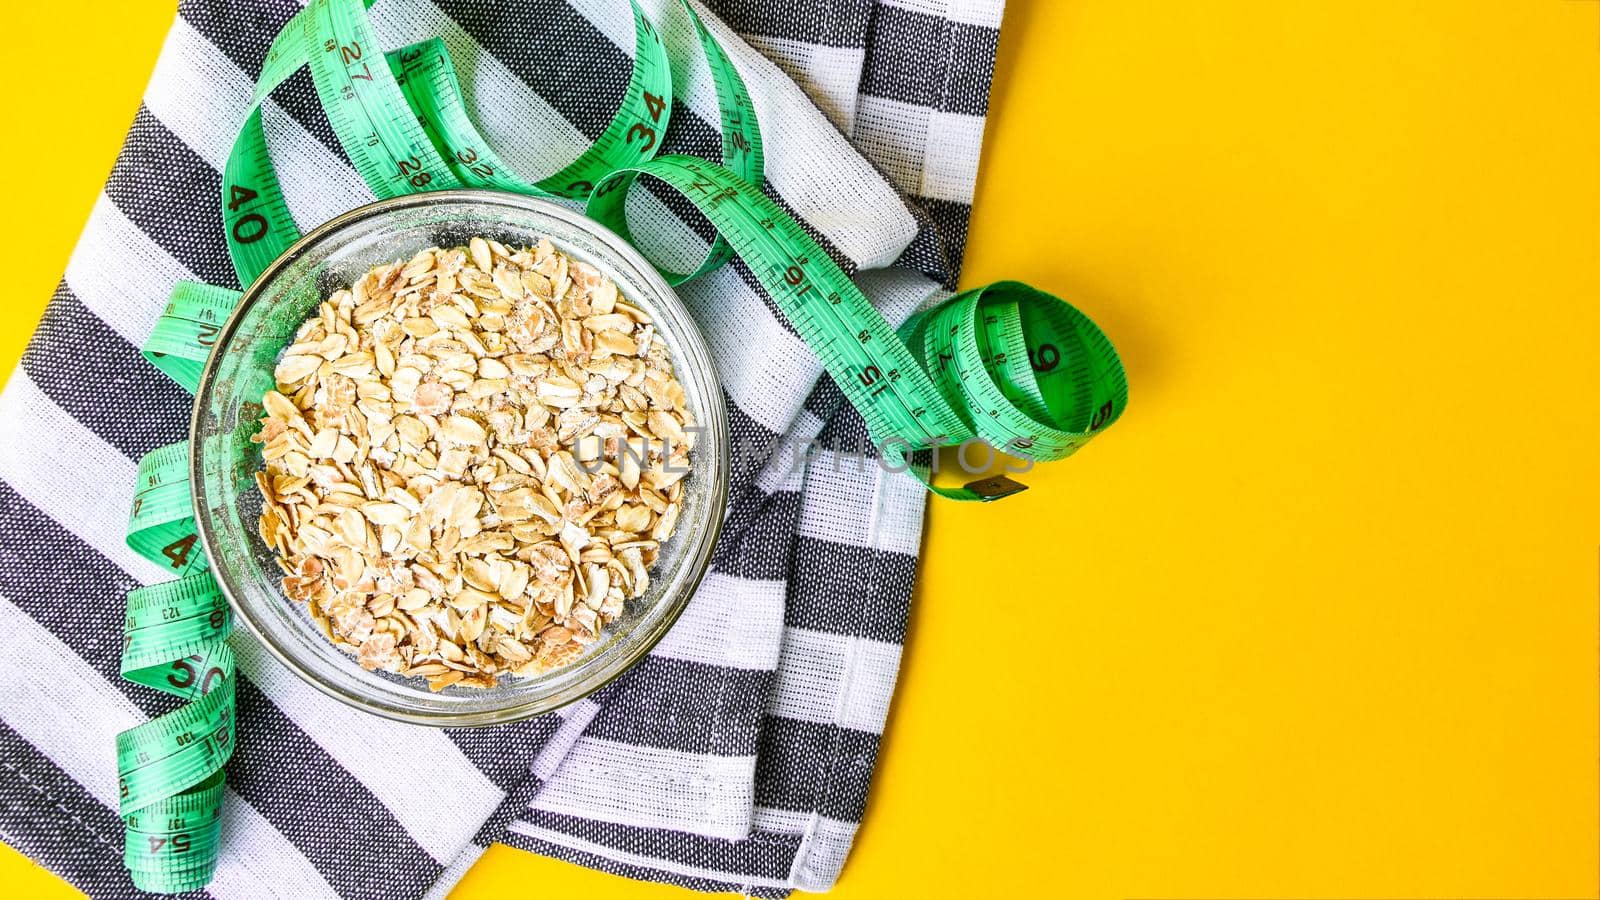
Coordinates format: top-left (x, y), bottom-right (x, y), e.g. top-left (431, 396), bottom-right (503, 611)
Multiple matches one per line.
top-left (126, 0), bottom-right (1127, 890)
top-left (120, 443), bottom-right (235, 892)
top-left (585, 158), bottom-right (1127, 495)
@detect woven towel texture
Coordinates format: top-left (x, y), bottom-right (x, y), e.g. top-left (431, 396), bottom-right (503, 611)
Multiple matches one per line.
top-left (0, 0), bottom-right (1003, 897)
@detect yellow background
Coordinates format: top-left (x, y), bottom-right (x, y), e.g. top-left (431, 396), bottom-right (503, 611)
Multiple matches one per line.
top-left (3, 0), bottom-right (1597, 897)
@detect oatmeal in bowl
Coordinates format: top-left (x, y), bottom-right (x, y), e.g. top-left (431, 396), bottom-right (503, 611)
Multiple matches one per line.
top-left (191, 192), bottom-right (726, 725)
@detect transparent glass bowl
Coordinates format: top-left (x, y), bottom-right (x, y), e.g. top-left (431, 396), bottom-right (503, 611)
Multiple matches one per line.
top-left (191, 191), bottom-right (728, 727)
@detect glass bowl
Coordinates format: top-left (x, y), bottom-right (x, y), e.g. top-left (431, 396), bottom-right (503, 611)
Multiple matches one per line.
top-left (190, 191), bottom-right (728, 727)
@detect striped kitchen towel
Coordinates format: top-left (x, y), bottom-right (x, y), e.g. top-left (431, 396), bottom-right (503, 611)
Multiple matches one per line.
top-left (0, 0), bottom-right (1004, 897)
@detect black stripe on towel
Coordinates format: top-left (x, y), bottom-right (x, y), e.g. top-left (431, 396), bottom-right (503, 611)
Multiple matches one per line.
top-left (22, 281), bottom-right (191, 460)
top-left (754, 715), bottom-right (878, 822)
top-left (785, 536), bottom-right (915, 644)
top-left (860, 6), bottom-right (999, 117)
top-left (434, 0), bottom-right (628, 139)
top-left (445, 714), bottom-right (566, 794)
top-left (706, 0), bottom-right (873, 49)
top-left (103, 107), bottom-right (235, 288)
top-left (582, 656), bottom-right (774, 755)
top-left (712, 487), bottom-right (802, 582)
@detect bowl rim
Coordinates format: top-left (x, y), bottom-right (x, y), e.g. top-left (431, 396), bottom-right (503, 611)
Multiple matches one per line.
top-left (189, 189), bottom-right (729, 727)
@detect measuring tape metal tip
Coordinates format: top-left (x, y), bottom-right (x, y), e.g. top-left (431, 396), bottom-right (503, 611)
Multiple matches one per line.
top-left (962, 475), bottom-right (1029, 501)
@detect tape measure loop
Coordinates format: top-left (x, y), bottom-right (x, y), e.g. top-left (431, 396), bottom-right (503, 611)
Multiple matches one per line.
top-left (118, 443), bottom-right (235, 892)
top-left (904, 281), bottom-right (1129, 465)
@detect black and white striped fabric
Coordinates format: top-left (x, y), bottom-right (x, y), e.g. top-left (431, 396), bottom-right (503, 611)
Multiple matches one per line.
top-left (0, 0), bottom-right (1003, 897)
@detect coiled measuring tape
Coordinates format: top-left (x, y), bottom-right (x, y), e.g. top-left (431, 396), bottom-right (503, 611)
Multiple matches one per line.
top-left (121, 443), bottom-right (235, 893)
top-left (125, 0), bottom-right (1128, 890)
